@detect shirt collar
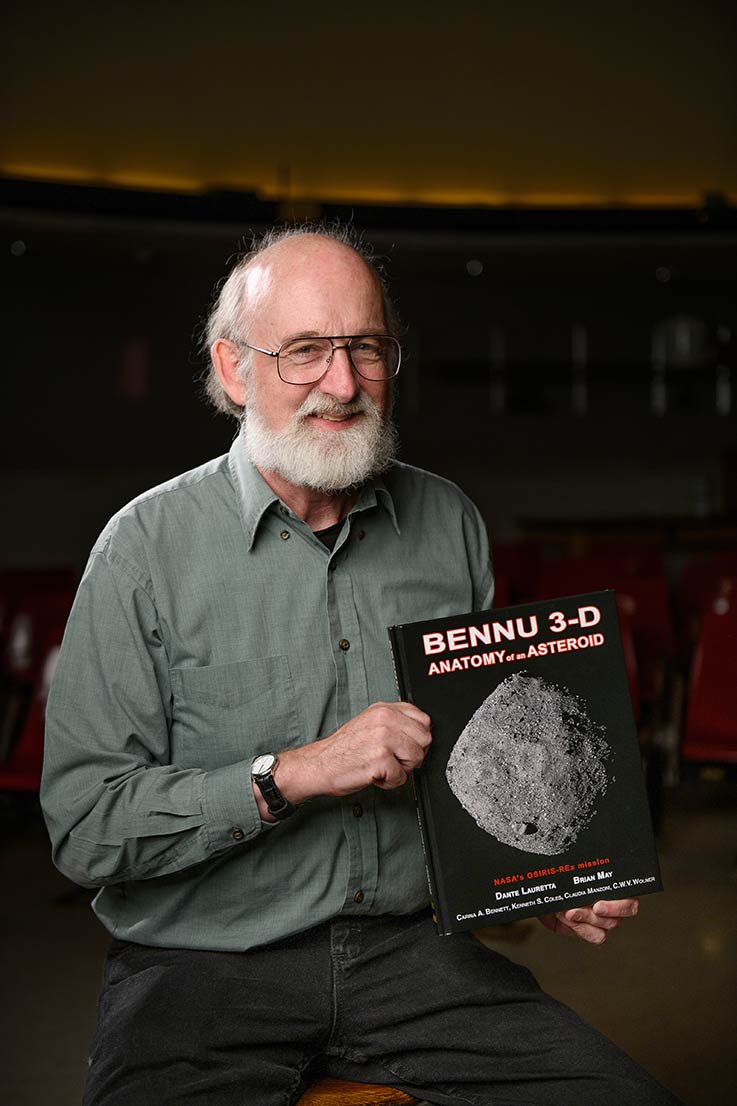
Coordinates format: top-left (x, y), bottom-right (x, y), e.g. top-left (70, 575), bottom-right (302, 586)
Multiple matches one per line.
top-left (358, 476), bottom-right (400, 535)
top-left (227, 432), bottom-right (280, 551)
top-left (227, 429), bottom-right (401, 550)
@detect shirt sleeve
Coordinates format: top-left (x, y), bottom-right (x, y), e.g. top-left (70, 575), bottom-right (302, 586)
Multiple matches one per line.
top-left (462, 499), bottom-right (495, 611)
top-left (41, 543), bottom-right (267, 890)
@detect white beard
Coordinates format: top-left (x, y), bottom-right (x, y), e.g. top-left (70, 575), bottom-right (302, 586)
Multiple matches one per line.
top-left (242, 388), bottom-right (397, 493)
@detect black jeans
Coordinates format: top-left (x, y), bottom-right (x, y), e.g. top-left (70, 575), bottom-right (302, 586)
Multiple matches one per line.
top-left (84, 910), bottom-right (682, 1106)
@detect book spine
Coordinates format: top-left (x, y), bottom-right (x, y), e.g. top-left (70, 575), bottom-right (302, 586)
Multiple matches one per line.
top-left (388, 625), bottom-right (450, 935)
top-left (413, 769), bottom-right (451, 935)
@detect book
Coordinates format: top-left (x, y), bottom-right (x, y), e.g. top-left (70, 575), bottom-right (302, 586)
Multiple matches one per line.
top-left (388, 590), bottom-right (663, 935)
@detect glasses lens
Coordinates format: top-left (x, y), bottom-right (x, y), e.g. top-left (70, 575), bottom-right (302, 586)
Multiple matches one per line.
top-left (278, 338), bottom-right (334, 383)
top-left (348, 336), bottom-right (400, 380)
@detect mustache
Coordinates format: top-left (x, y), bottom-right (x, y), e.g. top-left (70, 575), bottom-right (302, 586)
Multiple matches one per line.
top-left (295, 392), bottom-right (377, 420)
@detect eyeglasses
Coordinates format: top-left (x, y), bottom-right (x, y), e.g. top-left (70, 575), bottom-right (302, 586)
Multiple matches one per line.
top-left (241, 334), bottom-right (402, 385)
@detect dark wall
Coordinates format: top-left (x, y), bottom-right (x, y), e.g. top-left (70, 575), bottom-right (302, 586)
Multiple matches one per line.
top-left (2, 196), bottom-right (736, 568)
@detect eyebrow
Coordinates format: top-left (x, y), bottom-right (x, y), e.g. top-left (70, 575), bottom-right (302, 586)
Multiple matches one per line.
top-left (281, 328), bottom-right (387, 343)
top-left (282, 331), bottom-right (322, 342)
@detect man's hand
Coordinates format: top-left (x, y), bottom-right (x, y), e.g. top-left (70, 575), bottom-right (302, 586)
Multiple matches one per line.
top-left (538, 898), bottom-right (639, 945)
top-left (259, 702), bottom-right (432, 815)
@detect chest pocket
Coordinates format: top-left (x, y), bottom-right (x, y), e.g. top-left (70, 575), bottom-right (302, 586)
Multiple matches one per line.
top-left (170, 655), bottom-right (301, 770)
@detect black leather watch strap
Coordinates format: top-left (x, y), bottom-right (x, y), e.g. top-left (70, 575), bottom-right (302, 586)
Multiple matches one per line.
top-left (251, 754), bottom-right (297, 821)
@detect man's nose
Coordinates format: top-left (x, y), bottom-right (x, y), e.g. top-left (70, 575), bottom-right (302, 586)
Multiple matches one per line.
top-left (318, 345), bottom-right (360, 402)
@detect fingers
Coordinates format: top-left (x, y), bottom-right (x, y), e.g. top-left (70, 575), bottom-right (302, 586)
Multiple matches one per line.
top-left (356, 698), bottom-right (431, 769)
top-left (294, 701), bottom-right (433, 799)
top-left (560, 909), bottom-right (619, 944)
top-left (538, 913), bottom-right (578, 939)
top-left (390, 705), bottom-right (433, 755)
top-left (361, 702), bottom-right (433, 776)
top-left (538, 910), bottom-right (614, 945)
top-left (381, 700), bottom-right (433, 734)
top-left (538, 898), bottom-right (640, 945)
top-left (593, 897), bottom-right (639, 918)
top-left (372, 760), bottom-right (410, 789)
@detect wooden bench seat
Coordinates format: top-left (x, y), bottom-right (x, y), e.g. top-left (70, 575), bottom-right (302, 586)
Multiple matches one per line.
top-left (296, 1077), bottom-right (420, 1105)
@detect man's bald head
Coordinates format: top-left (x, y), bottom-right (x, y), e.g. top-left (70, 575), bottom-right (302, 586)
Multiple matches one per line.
top-left (203, 224), bottom-right (398, 418)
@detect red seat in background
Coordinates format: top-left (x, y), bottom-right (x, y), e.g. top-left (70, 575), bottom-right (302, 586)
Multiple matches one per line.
top-left (678, 551), bottom-right (737, 622)
top-left (614, 598), bottom-right (640, 722)
top-left (676, 550), bottom-right (737, 663)
top-left (612, 575), bottom-right (676, 702)
top-left (682, 588), bottom-right (737, 766)
top-left (0, 568), bottom-right (76, 682)
top-left (0, 569), bottom-right (76, 792)
top-left (531, 558), bottom-right (676, 719)
top-left (0, 678), bottom-right (50, 791)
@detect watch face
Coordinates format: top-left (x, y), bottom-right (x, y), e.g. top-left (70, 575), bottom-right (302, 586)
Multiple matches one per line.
top-left (252, 753), bottom-right (276, 777)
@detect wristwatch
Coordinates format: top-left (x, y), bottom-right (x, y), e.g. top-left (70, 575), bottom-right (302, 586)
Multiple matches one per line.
top-left (250, 753), bottom-right (297, 821)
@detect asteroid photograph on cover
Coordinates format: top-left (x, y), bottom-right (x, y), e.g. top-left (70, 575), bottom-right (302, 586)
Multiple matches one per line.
top-left (445, 672), bottom-right (611, 855)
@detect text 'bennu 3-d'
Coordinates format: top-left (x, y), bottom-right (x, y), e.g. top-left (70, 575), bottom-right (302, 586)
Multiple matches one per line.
top-left (389, 591), bottom-right (663, 935)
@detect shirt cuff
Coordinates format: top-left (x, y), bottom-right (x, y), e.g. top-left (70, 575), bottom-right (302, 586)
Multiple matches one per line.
top-left (201, 759), bottom-right (266, 849)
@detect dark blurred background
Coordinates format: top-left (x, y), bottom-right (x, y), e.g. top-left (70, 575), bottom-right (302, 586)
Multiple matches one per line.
top-left (1, 3), bottom-right (736, 1105)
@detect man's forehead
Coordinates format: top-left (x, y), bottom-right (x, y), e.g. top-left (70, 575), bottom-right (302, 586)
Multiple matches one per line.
top-left (242, 235), bottom-right (383, 329)
top-left (248, 236), bottom-right (372, 285)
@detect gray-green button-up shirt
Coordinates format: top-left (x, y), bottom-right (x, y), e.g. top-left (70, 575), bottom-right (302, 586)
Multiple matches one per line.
top-left (41, 435), bottom-right (493, 951)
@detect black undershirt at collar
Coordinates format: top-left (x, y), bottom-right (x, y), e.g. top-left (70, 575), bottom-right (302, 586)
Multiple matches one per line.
top-left (314, 520), bottom-right (344, 551)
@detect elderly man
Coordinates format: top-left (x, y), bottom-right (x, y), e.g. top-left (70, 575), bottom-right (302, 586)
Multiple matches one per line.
top-left (42, 226), bottom-right (681, 1106)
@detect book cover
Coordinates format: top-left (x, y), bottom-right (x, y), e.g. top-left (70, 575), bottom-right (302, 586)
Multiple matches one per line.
top-left (388, 591), bottom-right (663, 935)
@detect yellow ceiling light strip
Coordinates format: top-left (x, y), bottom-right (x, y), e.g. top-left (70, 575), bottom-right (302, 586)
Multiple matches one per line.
top-left (105, 171), bottom-right (205, 192)
top-left (1, 164), bottom-right (733, 209)
top-left (3, 162), bottom-right (105, 185)
top-left (2, 163), bottom-right (206, 194)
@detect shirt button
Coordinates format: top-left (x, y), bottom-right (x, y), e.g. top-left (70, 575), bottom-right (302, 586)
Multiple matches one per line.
top-left (339, 638), bottom-right (350, 651)
top-left (230, 827), bottom-right (245, 841)
top-left (354, 890), bottom-right (365, 904)
top-left (279, 505), bottom-right (289, 516)
top-left (280, 530), bottom-right (290, 541)
top-left (352, 803), bottom-right (363, 818)
top-left (358, 530), bottom-right (366, 541)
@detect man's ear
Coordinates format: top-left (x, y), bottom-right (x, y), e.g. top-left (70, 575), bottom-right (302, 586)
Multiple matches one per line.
top-left (211, 339), bottom-right (247, 407)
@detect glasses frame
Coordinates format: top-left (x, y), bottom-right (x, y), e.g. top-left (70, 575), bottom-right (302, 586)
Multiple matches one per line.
top-left (240, 334), bottom-right (402, 385)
